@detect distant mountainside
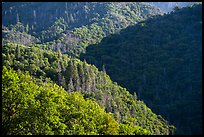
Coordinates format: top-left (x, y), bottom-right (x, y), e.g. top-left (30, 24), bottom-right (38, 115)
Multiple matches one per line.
top-left (2, 2), bottom-right (163, 31)
top-left (2, 2), bottom-right (163, 57)
top-left (81, 4), bottom-right (202, 135)
top-left (148, 2), bottom-right (196, 12)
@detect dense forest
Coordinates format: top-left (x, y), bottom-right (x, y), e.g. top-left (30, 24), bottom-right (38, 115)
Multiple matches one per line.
top-left (81, 4), bottom-right (202, 135)
top-left (2, 42), bottom-right (174, 135)
top-left (3, 66), bottom-right (153, 135)
top-left (2, 2), bottom-right (202, 135)
top-left (2, 2), bottom-right (163, 57)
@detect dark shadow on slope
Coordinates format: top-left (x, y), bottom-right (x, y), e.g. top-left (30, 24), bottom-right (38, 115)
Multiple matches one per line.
top-left (80, 4), bottom-right (202, 135)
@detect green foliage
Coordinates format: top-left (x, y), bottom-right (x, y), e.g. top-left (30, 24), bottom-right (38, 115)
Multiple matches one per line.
top-left (3, 2), bottom-right (193, 135)
top-left (81, 4), bottom-right (202, 135)
top-left (119, 124), bottom-right (151, 135)
top-left (2, 2), bottom-right (163, 57)
top-left (2, 42), bottom-right (172, 135)
top-left (40, 18), bottom-right (68, 42)
top-left (3, 66), bottom-right (151, 135)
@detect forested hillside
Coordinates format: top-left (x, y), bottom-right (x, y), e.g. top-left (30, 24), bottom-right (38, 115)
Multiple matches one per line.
top-left (2, 42), bottom-right (174, 135)
top-left (3, 66), bottom-right (152, 135)
top-left (81, 4), bottom-right (202, 135)
top-left (2, 2), bottom-right (201, 135)
top-left (2, 2), bottom-right (163, 57)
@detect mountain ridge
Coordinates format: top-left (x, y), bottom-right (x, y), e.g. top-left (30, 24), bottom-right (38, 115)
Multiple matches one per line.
top-left (2, 2), bottom-right (202, 135)
top-left (80, 3), bottom-right (202, 134)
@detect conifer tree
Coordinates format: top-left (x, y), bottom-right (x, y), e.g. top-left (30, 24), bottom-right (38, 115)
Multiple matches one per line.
top-left (15, 44), bottom-right (21, 60)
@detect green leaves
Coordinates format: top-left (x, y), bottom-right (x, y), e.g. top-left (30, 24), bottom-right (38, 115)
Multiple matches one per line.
top-left (2, 42), bottom-right (172, 135)
top-left (82, 4), bottom-right (202, 135)
top-left (119, 124), bottom-right (151, 135)
top-left (3, 66), bottom-right (151, 135)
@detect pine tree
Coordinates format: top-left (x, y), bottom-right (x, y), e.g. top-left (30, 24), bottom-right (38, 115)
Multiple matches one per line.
top-left (61, 76), bottom-right (67, 90)
top-left (102, 64), bottom-right (106, 73)
top-left (83, 61), bottom-right (91, 91)
top-left (26, 24), bottom-right (29, 33)
top-left (133, 92), bottom-right (137, 101)
top-left (58, 72), bottom-right (62, 86)
top-left (15, 44), bottom-right (21, 60)
top-left (57, 61), bottom-right (62, 72)
top-left (77, 63), bottom-right (84, 87)
top-left (7, 53), bottom-right (13, 65)
top-left (68, 78), bottom-right (74, 93)
top-left (16, 12), bottom-right (19, 23)
top-left (70, 13), bottom-right (74, 23)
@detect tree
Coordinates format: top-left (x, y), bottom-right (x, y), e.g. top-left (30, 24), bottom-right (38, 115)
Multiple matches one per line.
top-left (26, 24), bottom-right (29, 33)
top-left (68, 78), bottom-right (74, 93)
top-left (15, 44), bottom-right (21, 60)
top-left (173, 5), bottom-right (181, 12)
top-left (70, 13), bottom-right (74, 23)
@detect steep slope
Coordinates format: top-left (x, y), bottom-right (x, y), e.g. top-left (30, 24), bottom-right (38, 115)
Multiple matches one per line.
top-left (2, 42), bottom-right (175, 135)
top-left (2, 66), bottom-right (151, 135)
top-left (2, 2), bottom-right (162, 33)
top-left (2, 2), bottom-right (163, 57)
top-left (80, 4), bottom-right (202, 135)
